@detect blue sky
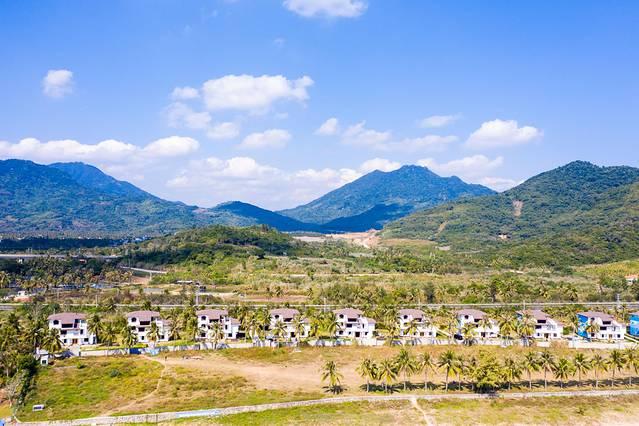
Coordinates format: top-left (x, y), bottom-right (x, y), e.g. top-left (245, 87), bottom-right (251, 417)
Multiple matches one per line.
top-left (1, 0), bottom-right (638, 209)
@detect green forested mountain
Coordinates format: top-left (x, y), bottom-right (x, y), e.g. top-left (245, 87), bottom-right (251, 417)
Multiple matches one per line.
top-left (384, 161), bottom-right (639, 265)
top-left (279, 165), bottom-right (495, 228)
top-left (206, 201), bottom-right (322, 232)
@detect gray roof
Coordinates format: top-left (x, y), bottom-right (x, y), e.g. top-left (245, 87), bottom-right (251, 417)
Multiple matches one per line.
top-left (197, 309), bottom-right (228, 320)
top-left (126, 310), bottom-right (161, 322)
top-left (270, 308), bottom-right (300, 320)
top-left (457, 309), bottom-right (487, 319)
top-left (48, 312), bottom-right (86, 323)
top-left (578, 311), bottom-right (617, 322)
top-left (334, 308), bottom-right (364, 318)
top-left (398, 309), bottom-right (425, 320)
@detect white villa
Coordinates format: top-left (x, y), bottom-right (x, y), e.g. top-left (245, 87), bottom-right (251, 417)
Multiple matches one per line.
top-left (334, 308), bottom-right (376, 339)
top-left (578, 311), bottom-right (626, 341)
top-left (48, 313), bottom-right (96, 346)
top-left (517, 309), bottom-right (564, 339)
top-left (397, 309), bottom-right (437, 342)
top-left (456, 309), bottom-right (499, 339)
top-left (126, 310), bottom-right (170, 343)
top-left (269, 308), bottom-right (310, 340)
top-left (196, 309), bottom-right (240, 340)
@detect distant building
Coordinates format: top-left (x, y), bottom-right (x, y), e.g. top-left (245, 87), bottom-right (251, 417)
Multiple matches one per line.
top-left (196, 309), bottom-right (240, 340)
top-left (456, 309), bottom-right (499, 339)
top-left (48, 313), bottom-right (96, 346)
top-left (626, 275), bottom-right (638, 284)
top-left (269, 308), bottom-right (310, 340)
top-left (126, 311), bottom-right (170, 343)
top-left (577, 311), bottom-right (625, 341)
top-left (334, 308), bottom-right (376, 339)
top-left (397, 309), bottom-right (437, 341)
top-left (517, 309), bottom-right (563, 339)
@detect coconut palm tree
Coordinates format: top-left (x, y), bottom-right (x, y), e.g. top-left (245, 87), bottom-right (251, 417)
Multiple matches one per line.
top-left (538, 350), bottom-right (556, 389)
top-left (101, 322), bottom-right (117, 346)
top-left (478, 315), bottom-right (494, 343)
top-left (322, 315), bottom-right (340, 344)
top-left (384, 322), bottom-right (401, 346)
top-left (87, 313), bottom-right (102, 344)
top-left (121, 326), bottom-right (137, 353)
top-left (517, 312), bottom-right (536, 346)
top-left (553, 357), bottom-right (574, 388)
top-left (321, 360), bottom-right (343, 394)
top-left (461, 323), bottom-right (476, 346)
top-left (591, 354), bottom-right (609, 388)
top-left (356, 358), bottom-right (377, 392)
top-left (42, 328), bottom-right (63, 354)
top-left (404, 319), bottom-right (419, 346)
top-left (497, 312), bottom-right (518, 346)
top-left (395, 348), bottom-right (417, 390)
top-left (609, 349), bottom-right (626, 387)
top-left (209, 321), bottom-right (224, 349)
top-left (378, 358), bottom-right (398, 393)
top-left (572, 353), bottom-right (591, 387)
top-left (292, 315), bottom-right (307, 346)
top-left (147, 322), bottom-right (160, 348)
top-left (521, 351), bottom-right (540, 389)
top-left (419, 352), bottom-right (436, 390)
top-left (272, 320), bottom-right (287, 346)
top-left (624, 347), bottom-right (639, 386)
top-left (585, 320), bottom-right (601, 341)
top-left (438, 350), bottom-right (458, 392)
top-left (501, 357), bottom-right (522, 390)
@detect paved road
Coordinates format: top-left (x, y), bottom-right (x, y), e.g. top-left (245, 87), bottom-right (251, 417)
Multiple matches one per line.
top-left (13, 389), bottom-right (639, 425)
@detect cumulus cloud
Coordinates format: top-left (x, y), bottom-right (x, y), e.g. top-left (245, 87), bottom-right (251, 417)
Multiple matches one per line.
top-left (467, 119), bottom-right (542, 149)
top-left (315, 117), bottom-right (340, 136)
top-left (359, 158), bottom-right (401, 174)
top-left (283, 0), bottom-right (367, 18)
top-left (240, 129), bottom-right (291, 149)
top-left (418, 114), bottom-right (460, 129)
top-left (341, 121), bottom-right (391, 149)
top-left (418, 155), bottom-right (504, 179)
top-left (166, 102), bottom-right (212, 130)
top-left (171, 86), bottom-right (199, 100)
top-left (207, 122), bottom-right (240, 140)
top-left (384, 135), bottom-right (458, 152)
top-left (164, 157), bottom-right (401, 209)
top-left (201, 74), bottom-right (313, 112)
top-left (42, 69), bottom-right (74, 98)
top-left (0, 136), bottom-right (199, 164)
top-left (477, 176), bottom-right (520, 192)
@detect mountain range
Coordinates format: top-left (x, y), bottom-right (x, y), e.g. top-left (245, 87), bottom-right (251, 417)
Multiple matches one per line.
top-left (0, 159), bottom-right (491, 236)
top-left (383, 161), bottom-right (639, 265)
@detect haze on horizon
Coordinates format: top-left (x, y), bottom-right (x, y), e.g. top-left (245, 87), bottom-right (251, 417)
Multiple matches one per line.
top-left (0, 1), bottom-right (637, 210)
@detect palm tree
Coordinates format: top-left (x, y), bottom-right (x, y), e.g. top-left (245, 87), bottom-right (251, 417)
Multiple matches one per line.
top-left (438, 350), bottom-right (458, 392)
top-left (419, 352), bottom-right (436, 390)
top-left (404, 319), bottom-right (419, 345)
top-left (553, 358), bottom-right (574, 388)
top-left (591, 354), bottom-right (609, 388)
top-left (356, 358), bottom-right (377, 392)
top-left (478, 315), bottom-right (494, 343)
top-left (101, 322), bottom-right (118, 346)
top-left (384, 323), bottom-right (400, 346)
top-left (572, 353), bottom-right (591, 387)
top-left (209, 321), bottom-right (224, 349)
top-left (517, 312), bottom-right (536, 346)
top-left (538, 350), bottom-right (556, 389)
top-left (147, 322), bottom-right (160, 347)
top-left (395, 348), bottom-right (417, 390)
top-left (121, 326), bottom-right (137, 353)
top-left (501, 357), bottom-right (522, 390)
top-left (624, 347), bottom-right (639, 386)
top-left (321, 360), bottom-right (343, 394)
top-left (322, 315), bottom-right (340, 344)
top-left (378, 358), bottom-right (398, 393)
top-left (461, 323), bottom-right (476, 346)
top-left (521, 351), bottom-right (540, 389)
top-left (42, 328), bottom-right (63, 354)
top-left (272, 320), bottom-right (287, 346)
top-left (292, 315), bottom-right (307, 346)
top-left (609, 349), bottom-right (626, 387)
top-left (497, 312), bottom-right (517, 346)
top-left (88, 313), bottom-right (102, 344)
top-left (585, 320), bottom-right (601, 341)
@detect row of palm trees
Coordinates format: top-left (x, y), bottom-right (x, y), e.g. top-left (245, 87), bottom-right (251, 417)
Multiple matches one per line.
top-left (319, 348), bottom-right (639, 394)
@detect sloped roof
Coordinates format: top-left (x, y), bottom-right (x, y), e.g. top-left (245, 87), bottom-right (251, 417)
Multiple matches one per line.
top-left (197, 309), bottom-right (228, 320)
top-left (334, 308), bottom-right (364, 318)
top-left (270, 308), bottom-right (300, 320)
top-left (48, 312), bottom-right (86, 322)
top-left (126, 310), bottom-right (161, 322)
top-left (457, 309), bottom-right (487, 319)
top-left (398, 309), bottom-right (425, 319)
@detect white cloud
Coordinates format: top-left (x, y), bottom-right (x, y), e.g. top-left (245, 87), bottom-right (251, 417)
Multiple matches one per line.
top-left (283, 0), bottom-right (367, 18)
top-left (143, 136), bottom-right (199, 157)
top-left (359, 158), bottom-right (401, 174)
top-left (467, 119), bottom-right (542, 149)
top-left (477, 176), bottom-right (520, 192)
top-left (418, 114), bottom-right (460, 129)
top-left (341, 121), bottom-right (391, 148)
top-left (166, 102), bottom-right (211, 130)
top-left (240, 129), bottom-right (291, 149)
top-left (207, 122), bottom-right (240, 140)
top-left (417, 155), bottom-right (504, 179)
top-left (202, 74), bottom-right (313, 112)
top-left (171, 86), bottom-right (199, 100)
top-left (42, 69), bottom-right (74, 98)
top-left (315, 117), bottom-right (340, 136)
top-left (0, 138), bottom-right (137, 163)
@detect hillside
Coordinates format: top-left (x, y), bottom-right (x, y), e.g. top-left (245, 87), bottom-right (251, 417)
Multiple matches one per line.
top-left (205, 201), bottom-right (322, 232)
top-left (384, 161), bottom-right (639, 265)
top-left (279, 165), bottom-right (495, 228)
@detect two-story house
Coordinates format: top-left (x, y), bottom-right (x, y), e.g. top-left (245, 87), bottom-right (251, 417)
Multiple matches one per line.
top-left (397, 309), bottom-right (437, 342)
top-left (196, 309), bottom-right (240, 340)
top-left (48, 313), bottom-right (96, 346)
top-left (126, 310), bottom-right (170, 343)
top-left (333, 308), bottom-right (376, 339)
top-left (517, 309), bottom-right (563, 339)
top-left (269, 308), bottom-right (310, 340)
top-left (456, 309), bottom-right (499, 339)
top-left (577, 311), bottom-right (625, 341)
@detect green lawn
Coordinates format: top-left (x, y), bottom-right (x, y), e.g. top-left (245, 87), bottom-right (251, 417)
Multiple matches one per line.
top-left (18, 357), bottom-right (163, 421)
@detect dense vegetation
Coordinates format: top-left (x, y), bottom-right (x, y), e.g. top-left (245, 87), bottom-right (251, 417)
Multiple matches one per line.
top-left (385, 161), bottom-right (639, 267)
top-left (280, 165), bottom-right (494, 227)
